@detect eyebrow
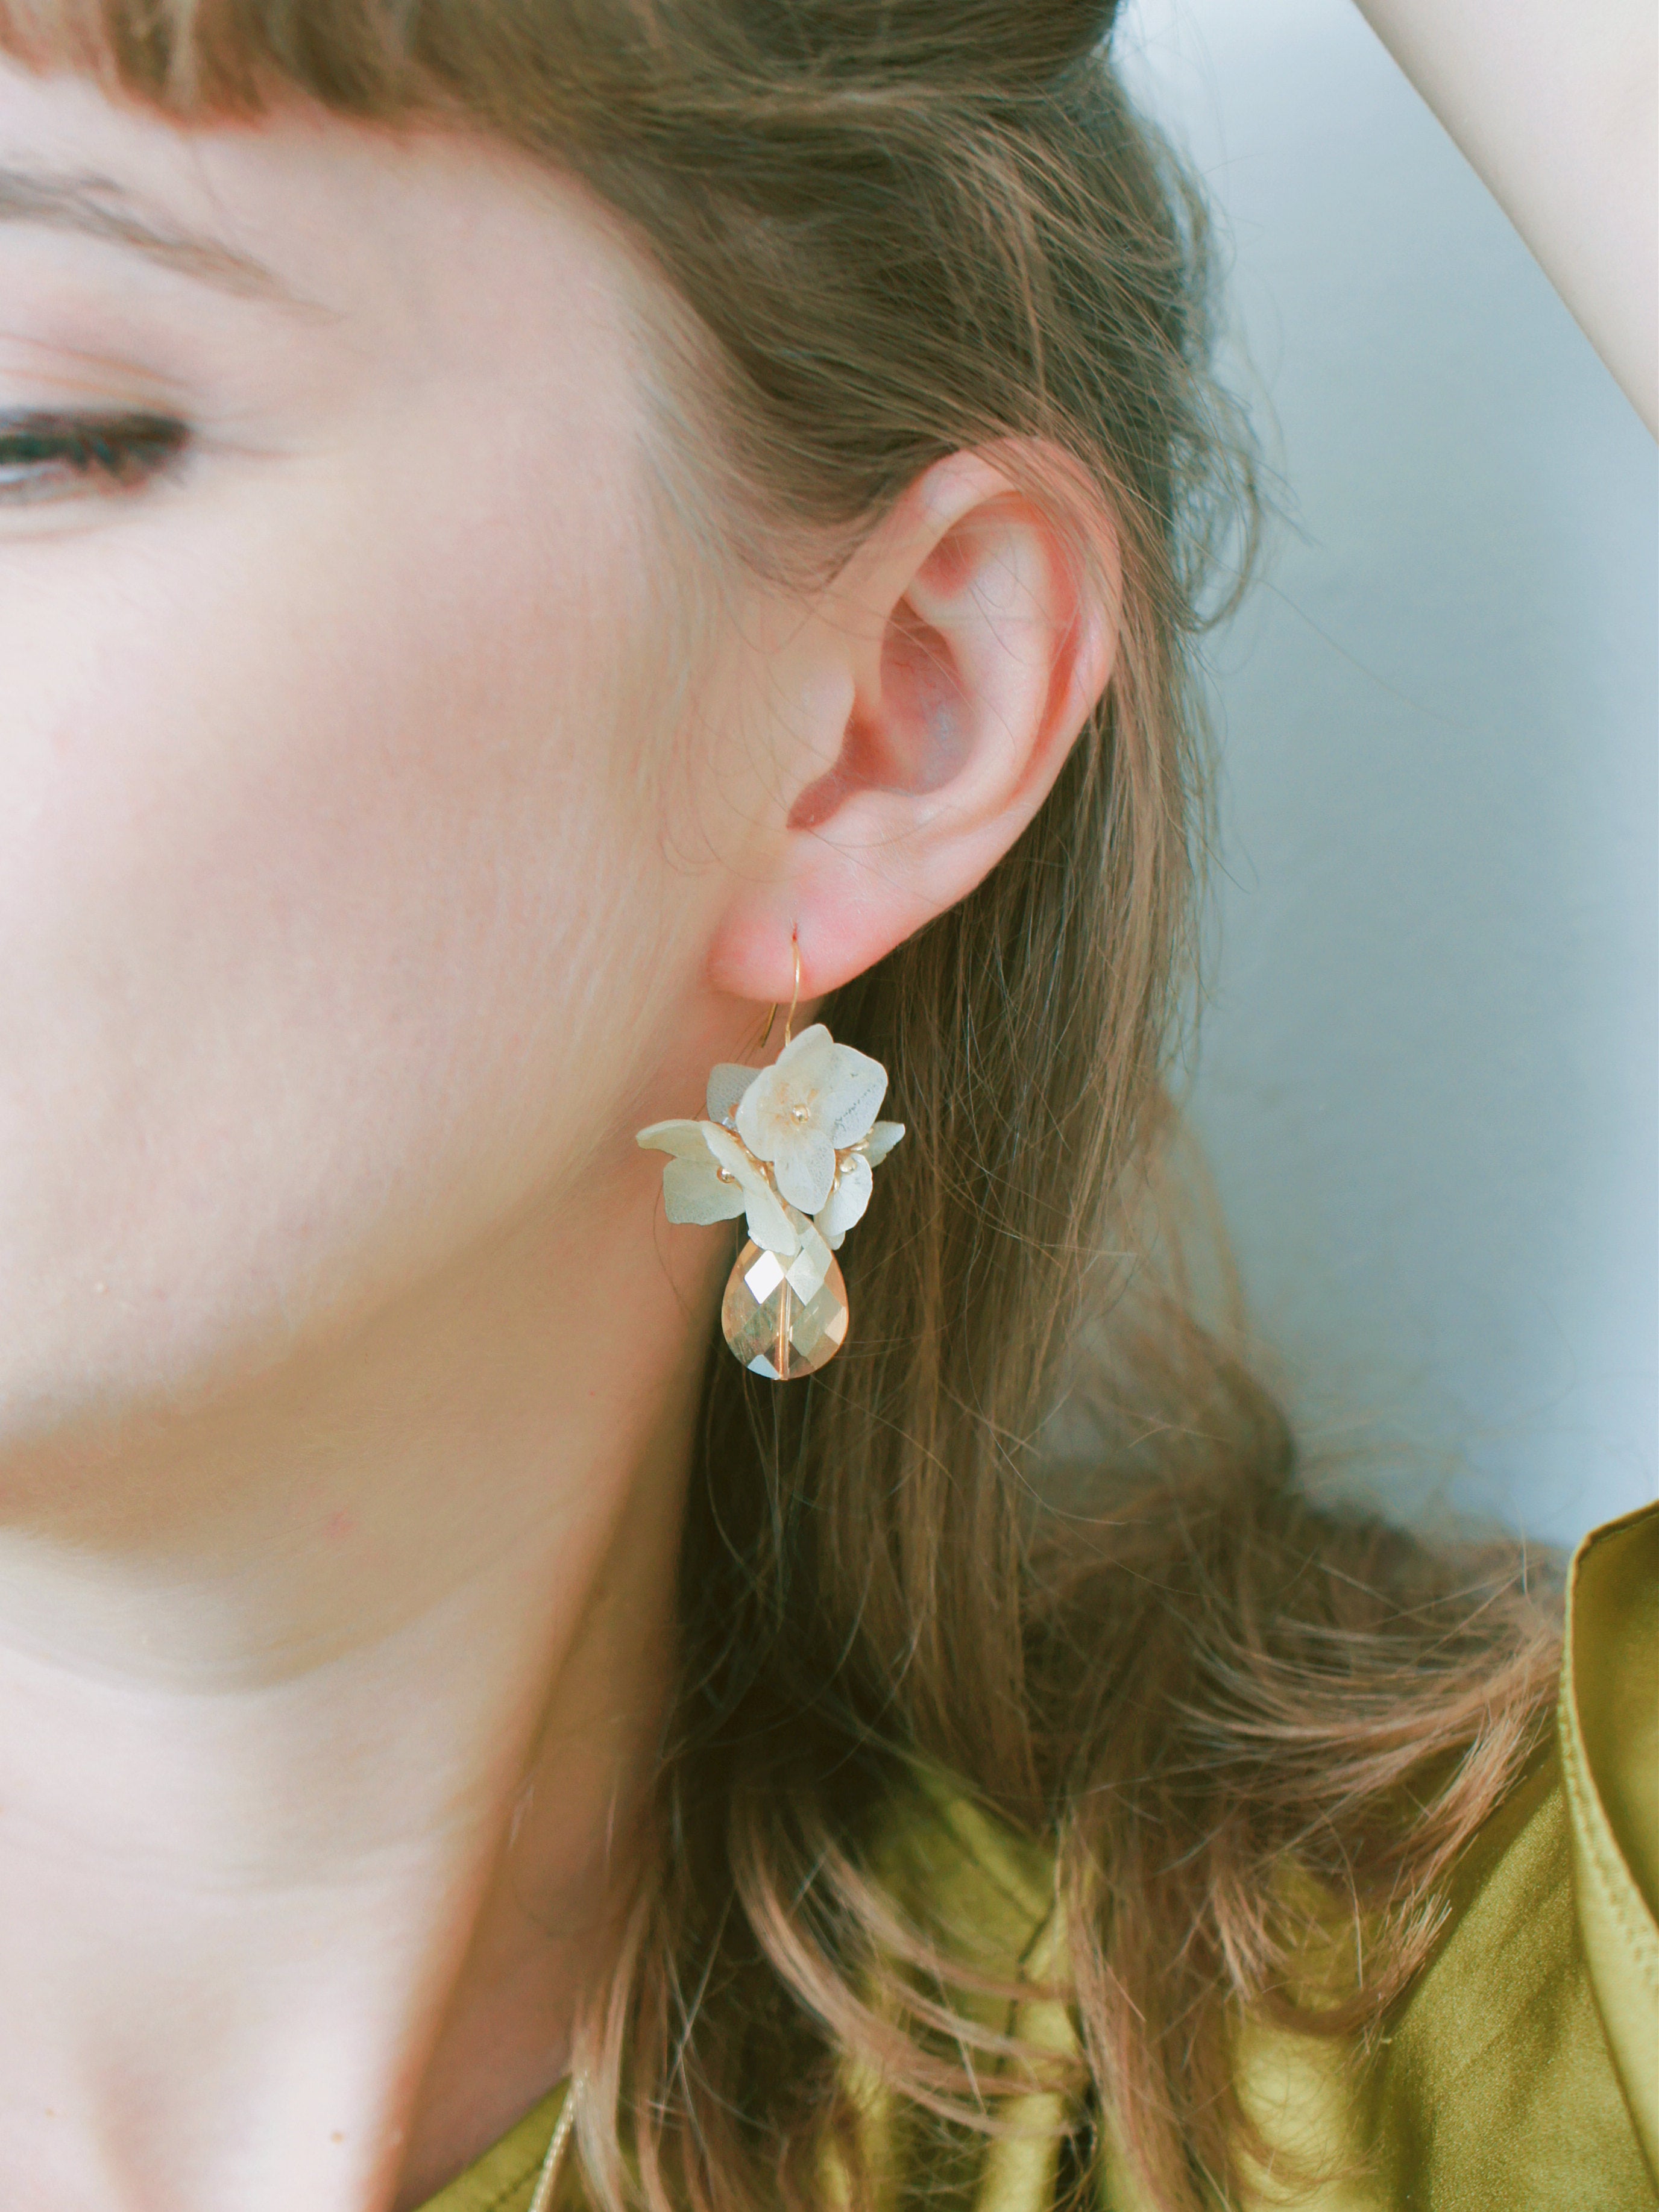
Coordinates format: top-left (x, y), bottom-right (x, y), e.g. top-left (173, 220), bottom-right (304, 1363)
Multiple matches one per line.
top-left (0, 165), bottom-right (307, 305)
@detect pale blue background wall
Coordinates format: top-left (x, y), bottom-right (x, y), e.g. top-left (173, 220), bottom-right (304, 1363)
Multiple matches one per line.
top-left (1116, 0), bottom-right (1658, 1544)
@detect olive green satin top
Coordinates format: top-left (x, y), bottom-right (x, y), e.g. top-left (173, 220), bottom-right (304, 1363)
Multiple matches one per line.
top-left (421, 1503), bottom-right (1659, 2211)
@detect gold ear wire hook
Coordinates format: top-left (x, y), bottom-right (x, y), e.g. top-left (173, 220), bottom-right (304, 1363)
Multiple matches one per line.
top-left (783, 930), bottom-right (801, 1049)
top-left (758, 928), bottom-right (801, 1055)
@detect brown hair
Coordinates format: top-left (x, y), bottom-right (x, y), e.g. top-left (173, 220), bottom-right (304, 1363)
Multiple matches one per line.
top-left (3, 5), bottom-right (1563, 2205)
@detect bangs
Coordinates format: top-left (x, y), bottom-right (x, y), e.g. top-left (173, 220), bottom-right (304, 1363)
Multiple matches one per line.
top-left (0, 0), bottom-right (527, 127)
top-left (0, 0), bottom-right (1129, 131)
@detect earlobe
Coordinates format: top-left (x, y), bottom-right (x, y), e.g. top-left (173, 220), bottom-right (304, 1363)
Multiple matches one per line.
top-left (708, 449), bottom-right (1118, 1006)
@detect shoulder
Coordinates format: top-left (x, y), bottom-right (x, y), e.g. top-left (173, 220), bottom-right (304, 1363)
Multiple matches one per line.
top-left (1238, 1742), bottom-right (1648, 2209)
top-left (1220, 1503), bottom-right (1657, 2211)
top-left (856, 1505), bottom-right (1659, 2212)
top-left (1383, 1505), bottom-right (1654, 2207)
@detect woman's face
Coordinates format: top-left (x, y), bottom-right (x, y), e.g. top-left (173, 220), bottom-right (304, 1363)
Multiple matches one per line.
top-left (0, 66), bottom-right (743, 1450)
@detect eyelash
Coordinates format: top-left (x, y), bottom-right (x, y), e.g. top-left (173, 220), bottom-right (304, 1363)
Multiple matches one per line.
top-left (0, 411), bottom-right (191, 505)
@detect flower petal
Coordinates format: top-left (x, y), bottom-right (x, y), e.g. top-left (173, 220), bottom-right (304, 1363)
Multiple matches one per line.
top-left (814, 1150), bottom-right (872, 1247)
top-left (860, 1120), bottom-right (905, 1166)
top-left (661, 1155), bottom-right (748, 1225)
top-left (736, 1027), bottom-right (836, 1149)
top-left (636, 1117), bottom-right (717, 1160)
top-left (820, 1043), bottom-right (888, 1146)
top-left (743, 1180), bottom-right (800, 1257)
top-left (734, 1066), bottom-right (795, 1159)
top-left (772, 1022), bottom-right (833, 1072)
top-left (732, 1079), bottom-right (774, 1160)
top-left (702, 1121), bottom-right (761, 1184)
top-left (700, 1123), bottom-right (801, 1257)
top-left (772, 1127), bottom-right (836, 1214)
top-left (705, 1063), bottom-right (758, 1126)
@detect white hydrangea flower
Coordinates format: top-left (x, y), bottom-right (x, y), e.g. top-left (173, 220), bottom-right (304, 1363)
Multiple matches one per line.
top-left (810, 1121), bottom-right (907, 1248)
top-left (734, 1023), bottom-right (887, 1215)
top-left (639, 1029), bottom-right (902, 1271)
top-left (635, 1116), bottom-right (799, 1257)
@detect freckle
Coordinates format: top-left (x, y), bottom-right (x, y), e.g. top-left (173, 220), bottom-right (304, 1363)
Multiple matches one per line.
top-left (331, 2131), bottom-right (344, 2144)
top-left (326, 1509), bottom-right (356, 1541)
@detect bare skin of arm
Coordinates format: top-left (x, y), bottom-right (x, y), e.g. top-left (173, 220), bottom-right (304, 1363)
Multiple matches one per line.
top-left (1354, 0), bottom-right (1657, 433)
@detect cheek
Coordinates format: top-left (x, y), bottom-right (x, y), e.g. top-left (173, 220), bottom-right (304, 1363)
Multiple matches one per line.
top-left (0, 419), bottom-right (687, 1422)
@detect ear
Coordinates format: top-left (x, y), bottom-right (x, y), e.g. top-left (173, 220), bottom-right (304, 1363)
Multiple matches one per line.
top-left (705, 449), bottom-right (1118, 1004)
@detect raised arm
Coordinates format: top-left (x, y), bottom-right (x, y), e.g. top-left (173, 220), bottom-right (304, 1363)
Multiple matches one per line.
top-left (1353, 0), bottom-right (1657, 434)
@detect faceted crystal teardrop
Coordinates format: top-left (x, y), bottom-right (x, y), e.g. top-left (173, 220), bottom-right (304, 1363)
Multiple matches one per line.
top-left (721, 1237), bottom-right (849, 1380)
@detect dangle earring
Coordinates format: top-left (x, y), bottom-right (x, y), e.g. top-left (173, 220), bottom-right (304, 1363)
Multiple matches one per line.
top-left (635, 934), bottom-right (904, 1380)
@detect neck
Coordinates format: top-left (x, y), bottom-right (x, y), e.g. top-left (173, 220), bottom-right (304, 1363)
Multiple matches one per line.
top-left (0, 1167), bottom-right (721, 2212)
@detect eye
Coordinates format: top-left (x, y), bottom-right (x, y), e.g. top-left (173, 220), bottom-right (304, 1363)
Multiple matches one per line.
top-left (0, 410), bottom-right (191, 506)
